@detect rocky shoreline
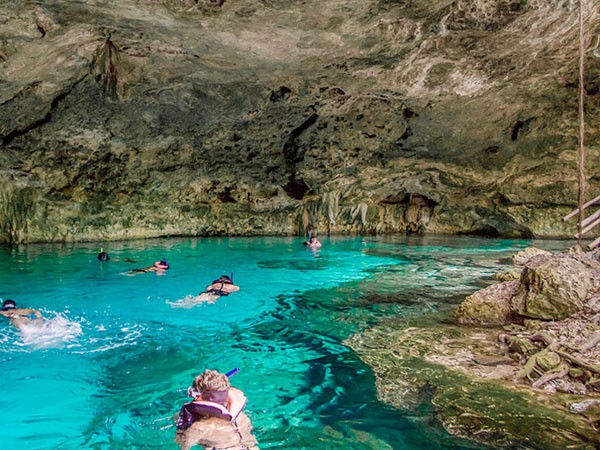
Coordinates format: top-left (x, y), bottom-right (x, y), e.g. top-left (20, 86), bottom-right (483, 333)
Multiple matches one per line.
top-left (347, 247), bottom-right (600, 449)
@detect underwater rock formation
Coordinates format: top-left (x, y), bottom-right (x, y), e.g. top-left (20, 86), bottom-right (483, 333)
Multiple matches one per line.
top-left (347, 320), bottom-right (600, 450)
top-left (349, 248), bottom-right (600, 448)
top-left (0, 0), bottom-right (599, 243)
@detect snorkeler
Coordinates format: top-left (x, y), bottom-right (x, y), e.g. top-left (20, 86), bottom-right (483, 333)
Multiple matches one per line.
top-left (168, 274), bottom-right (239, 308)
top-left (304, 236), bottom-right (322, 248)
top-left (124, 258), bottom-right (170, 275)
top-left (97, 248), bottom-right (136, 263)
top-left (303, 229), bottom-right (322, 249)
top-left (175, 369), bottom-right (258, 450)
top-left (97, 249), bottom-right (110, 261)
top-left (196, 274), bottom-right (240, 302)
top-left (0, 299), bottom-right (43, 329)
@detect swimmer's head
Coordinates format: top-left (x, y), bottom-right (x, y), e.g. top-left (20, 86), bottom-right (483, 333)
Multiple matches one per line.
top-left (2, 299), bottom-right (17, 310)
top-left (98, 251), bottom-right (110, 261)
top-left (192, 369), bottom-right (230, 405)
top-left (214, 275), bottom-right (232, 285)
top-left (156, 258), bottom-right (169, 269)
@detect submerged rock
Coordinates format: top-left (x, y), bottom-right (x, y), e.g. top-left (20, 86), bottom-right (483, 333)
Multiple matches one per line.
top-left (346, 321), bottom-right (600, 449)
top-left (349, 248), bottom-right (600, 448)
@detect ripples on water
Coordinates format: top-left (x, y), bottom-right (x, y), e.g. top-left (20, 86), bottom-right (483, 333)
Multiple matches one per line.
top-left (0, 236), bottom-right (570, 449)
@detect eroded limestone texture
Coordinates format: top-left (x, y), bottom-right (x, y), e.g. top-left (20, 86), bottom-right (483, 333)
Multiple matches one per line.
top-left (350, 248), bottom-right (600, 448)
top-left (0, 0), bottom-right (598, 243)
top-left (346, 321), bottom-right (600, 450)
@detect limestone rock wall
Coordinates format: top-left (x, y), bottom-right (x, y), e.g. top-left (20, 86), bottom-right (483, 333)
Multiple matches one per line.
top-left (0, 0), bottom-right (598, 243)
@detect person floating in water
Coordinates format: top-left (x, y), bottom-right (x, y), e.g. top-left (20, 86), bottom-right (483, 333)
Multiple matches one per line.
top-left (196, 274), bottom-right (240, 303)
top-left (304, 236), bottom-right (322, 248)
top-left (175, 369), bottom-right (258, 450)
top-left (124, 258), bottom-right (170, 275)
top-left (97, 248), bottom-right (136, 263)
top-left (0, 299), bottom-right (43, 330)
top-left (168, 274), bottom-right (239, 308)
top-left (303, 229), bottom-right (322, 249)
top-left (97, 249), bottom-right (110, 261)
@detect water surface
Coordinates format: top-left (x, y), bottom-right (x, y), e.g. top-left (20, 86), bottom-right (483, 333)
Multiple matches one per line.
top-left (0, 236), bottom-right (570, 449)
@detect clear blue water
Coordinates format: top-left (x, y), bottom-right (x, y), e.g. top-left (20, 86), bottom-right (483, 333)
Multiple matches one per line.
top-left (0, 236), bottom-right (570, 450)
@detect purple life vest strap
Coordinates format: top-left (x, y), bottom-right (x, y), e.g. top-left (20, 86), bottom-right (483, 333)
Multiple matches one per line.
top-left (176, 401), bottom-right (233, 430)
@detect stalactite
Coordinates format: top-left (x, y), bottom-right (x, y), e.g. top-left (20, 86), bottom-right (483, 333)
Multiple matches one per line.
top-left (92, 36), bottom-right (126, 101)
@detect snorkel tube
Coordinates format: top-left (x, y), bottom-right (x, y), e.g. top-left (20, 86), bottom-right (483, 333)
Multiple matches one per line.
top-left (225, 368), bottom-right (240, 377)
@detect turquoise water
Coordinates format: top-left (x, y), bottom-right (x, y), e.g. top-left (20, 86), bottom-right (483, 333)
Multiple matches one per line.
top-left (0, 236), bottom-right (570, 450)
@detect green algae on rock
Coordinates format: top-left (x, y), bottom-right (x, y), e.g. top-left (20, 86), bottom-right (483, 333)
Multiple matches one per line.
top-left (346, 320), bottom-right (600, 449)
top-left (349, 248), bottom-right (600, 448)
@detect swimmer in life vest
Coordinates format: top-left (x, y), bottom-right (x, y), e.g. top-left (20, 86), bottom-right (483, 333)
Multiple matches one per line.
top-left (0, 299), bottom-right (43, 330)
top-left (175, 369), bottom-right (258, 450)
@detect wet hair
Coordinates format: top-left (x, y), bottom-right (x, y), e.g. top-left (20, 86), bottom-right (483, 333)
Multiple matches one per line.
top-left (2, 299), bottom-right (17, 310)
top-left (98, 252), bottom-right (110, 261)
top-left (212, 275), bottom-right (232, 285)
top-left (193, 369), bottom-right (230, 395)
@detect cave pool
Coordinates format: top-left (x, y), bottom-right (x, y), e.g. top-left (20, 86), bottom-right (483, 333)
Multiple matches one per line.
top-left (0, 235), bottom-right (570, 449)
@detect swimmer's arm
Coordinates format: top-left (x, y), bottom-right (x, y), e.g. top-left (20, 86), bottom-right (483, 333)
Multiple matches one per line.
top-left (20, 308), bottom-right (42, 319)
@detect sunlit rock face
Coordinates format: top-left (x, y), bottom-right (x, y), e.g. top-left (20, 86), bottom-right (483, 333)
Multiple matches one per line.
top-left (0, 0), bottom-right (598, 243)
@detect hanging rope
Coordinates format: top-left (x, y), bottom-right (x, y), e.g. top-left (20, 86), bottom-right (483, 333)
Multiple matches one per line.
top-left (576, 0), bottom-right (587, 251)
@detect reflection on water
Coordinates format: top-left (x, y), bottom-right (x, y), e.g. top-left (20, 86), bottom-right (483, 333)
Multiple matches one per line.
top-left (0, 236), bottom-right (570, 449)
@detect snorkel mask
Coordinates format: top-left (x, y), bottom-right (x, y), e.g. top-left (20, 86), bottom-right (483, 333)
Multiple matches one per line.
top-left (187, 368), bottom-right (240, 398)
top-left (2, 299), bottom-right (17, 311)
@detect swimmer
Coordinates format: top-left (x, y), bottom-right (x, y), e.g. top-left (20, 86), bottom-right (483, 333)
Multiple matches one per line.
top-left (303, 229), bottom-right (322, 249)
top-left (168, 274), bottom-right (239, 307)
top-left (97, 249), bottom-right (110, 261)
top-left (97, 248), bottom-right (136, 263)
top-left (0, 299), bottom-right (43, 330)
top-left (124, 258), bottom-right (170, 275)
top-left (304, 236), bottom-right (322, 249)
top-left (196, 274), bottom-right (240, 303)
top-left (175, 369), bottom-right (258, 450)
